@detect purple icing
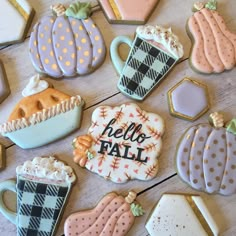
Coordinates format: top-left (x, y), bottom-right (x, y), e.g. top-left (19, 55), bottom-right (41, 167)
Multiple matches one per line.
top-left (29, 16), bottom-right (106, 78)
top-left (176, 123), bottom-right (236, 195)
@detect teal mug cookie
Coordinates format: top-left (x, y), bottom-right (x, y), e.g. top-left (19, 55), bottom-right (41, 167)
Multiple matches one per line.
top-left (110, 25), bottom-right (184, 100)
top-left (0, 156), bottom-right (76, 236)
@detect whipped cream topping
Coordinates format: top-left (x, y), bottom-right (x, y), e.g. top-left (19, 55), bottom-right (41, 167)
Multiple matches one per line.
top-left (22, 74), bottom-right (49, 97)
top-left (16, 156), bottom-right (76, 184)
top-left (136, 25), bottom-right (184, 59)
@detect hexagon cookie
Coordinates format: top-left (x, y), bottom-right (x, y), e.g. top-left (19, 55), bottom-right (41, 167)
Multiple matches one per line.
top-left (146, 193), bottom-right (219, 236)
top-left (0, 60), bottom-right (10, 104)
top-left (167, 78), bottom-right (210, 121)
top-left (98, 0), bottom-right (159, 24)
top-left (0, 0), bottom-right (35, 45)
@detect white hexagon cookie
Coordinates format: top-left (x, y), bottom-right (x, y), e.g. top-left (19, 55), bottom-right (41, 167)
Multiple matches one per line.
top-left (0, 0), bottom-right (35, 45)
top-left (73, 103), bottom-right (165, 183)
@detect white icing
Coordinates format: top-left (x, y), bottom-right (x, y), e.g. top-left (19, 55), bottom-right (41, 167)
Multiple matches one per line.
top-left (0, 0), bottom-right (33, 44)
top-left (16, 156), bottom-right (76, 184)
top-left (136, 25), bottom-right (184, 59)
top-left (22, 74), bottom-right (49, 97)
top-left (146, 194), bottom-right (218, 236)
top-left (0, 95), bottom-right (82, 133)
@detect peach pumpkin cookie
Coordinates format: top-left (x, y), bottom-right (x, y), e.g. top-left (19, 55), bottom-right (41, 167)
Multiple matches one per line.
top-left (64, 191), bottom-right (144, 236)
top-left (187, 0), bottom-right (236, 74)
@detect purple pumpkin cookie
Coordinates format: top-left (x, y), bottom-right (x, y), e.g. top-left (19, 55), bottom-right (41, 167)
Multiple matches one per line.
top-left (176, 112), bottom-right (236, 196)
top-left (29, 2), bottom-right (106, 78)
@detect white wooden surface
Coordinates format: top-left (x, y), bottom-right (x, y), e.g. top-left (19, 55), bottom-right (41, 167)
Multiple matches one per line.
top-left (0, 0), bottom-right (236, 235)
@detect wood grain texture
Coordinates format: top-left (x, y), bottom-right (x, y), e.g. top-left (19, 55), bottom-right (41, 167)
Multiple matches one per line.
top-left (0, 0), bottom-right (235, 235)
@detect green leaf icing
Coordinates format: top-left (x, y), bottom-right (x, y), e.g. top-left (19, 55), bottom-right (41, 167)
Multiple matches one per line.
top-left (227, 119), bottom-right (236, 135)
top-left (205, 0), bottom-right (217, 10)
top-left (131, 203), bottom-right (145, 217)
top-left (87, 151), bottom-right (94, 160)
top-left (65, 2), bottom-right (92, 20)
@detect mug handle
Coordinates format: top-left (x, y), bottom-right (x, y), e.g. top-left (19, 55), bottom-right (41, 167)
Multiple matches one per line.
top-left (110, 36), bottom-right (133, 75)
top-left (0, 179), bottom-right (17, 225)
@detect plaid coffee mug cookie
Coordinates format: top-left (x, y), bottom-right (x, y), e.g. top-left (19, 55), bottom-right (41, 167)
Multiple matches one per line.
top-left (110, 25), bottom-right (184, 100)
top-left (0, 156), bottom-right (76, 236)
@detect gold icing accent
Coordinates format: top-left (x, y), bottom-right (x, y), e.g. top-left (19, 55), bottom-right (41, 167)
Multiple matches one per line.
top-left (185, 196), bottom-right (214, 236)
top-left (58, 23), bottom-right (63, 28)
top-left (79, 25), bottom-right (84, 31)
top-left (80, 59), bottom-right (84, 64)
top-left (56, 43), bottom-right (60, 48)
top-left (66, 28), bottom-right (70, 33)
top-left (9, 0), bottom-right (30, 21)
top-left (52, 64), bottom-right (58, 70)
top-left (74, 33), bottom-right (79, 39)
top-left (50, 51), bottom-right (54, 57)
top-left (34, 41), bottom-right (37, 46)
top-left (63, 48), bottom-right (68, 53)
top-left (42, 46), bottom-right (46, 51)
top-left (98, 48), bottom-right (102, 54)
top-left (77, 46), bottom-right (81, 51)
top-left (95, 36), bottom-right (100, 41)
top-left (44, 26), bottom-right (49, 31)
top-left (84, 51), bottom-right (89, 56)
top-left (65, 61), bottom-right (71, 66)
top-left (45, 58), bottom-right (49, 64)
top-left (69, 41), bottom-right (73, 46)
top-left (58, 56), bottom-right (63, 61)
top-left (48, 38), bottom-right (52, 44)
top-left (72, 20), bottom-right (76, 26)
top-left (50, 19), bottom-right (54, 24)
top-left (71, 53), bottom-right (75, 59)
top-left (60, 36), bottom-right (65, 41)
top-left (81, 38), bottom-right (86, 43)
top-left (40, 33), bottom-right (44, 38)
top-left (92, 24), bottom-right (96, 28)
top-left (36, 54), bottom-right (40, 59)
top-left (108, 0), bottom-right (122, 20)
top-left (84, 19), bottom-right (89, 23)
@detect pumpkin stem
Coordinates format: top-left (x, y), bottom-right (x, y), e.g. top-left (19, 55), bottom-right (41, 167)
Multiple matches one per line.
top-left (205, 0), bottom-right (217, 10)
top-left (125, 191), bottom-right (137, 204)
top-left (50, 4), bottom-right (66, 16)
top-left (192, 2), bottom-right (205, 12)
top-left (209, 112), bottom-right (224, 128)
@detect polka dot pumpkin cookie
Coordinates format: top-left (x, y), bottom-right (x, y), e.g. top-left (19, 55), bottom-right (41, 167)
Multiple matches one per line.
top-left (176, 112), bottom-right (236, 195)
top-left (64, 191), bottom-right (144, 236)
top-left (187, 0), bottom-right (236, 74)
top-left (29, 2), bottom-right (106, 78)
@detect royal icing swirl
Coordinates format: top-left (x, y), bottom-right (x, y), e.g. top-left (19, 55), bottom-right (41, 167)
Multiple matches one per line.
top-left (16, 156), bottom-right (76, 184)
top-left (136, 25), bottom-right (184, 59)
top-left (0, 95), bottom-right (82, 133)
top-left (22, 74), bottom-right (49, 97)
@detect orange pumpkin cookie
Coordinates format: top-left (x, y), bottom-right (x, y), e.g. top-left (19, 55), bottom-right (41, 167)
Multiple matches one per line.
top-left (64, 191), bottom-right (144, 236)
top-left (187, 0), bottom-right (236, 74)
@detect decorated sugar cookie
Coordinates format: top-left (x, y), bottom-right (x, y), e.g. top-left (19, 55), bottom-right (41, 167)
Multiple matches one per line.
top-left (0, 0), bottom-right (35, 45)
top-left (176, 112), bottom-right (236, 195)
top-left (110, 25), bottom-right (184, 100)
top-left (29, 2), bottom-right (106, 78)
top-left (187, 0), bottom-right (236, 74)
top-left (72, 103), bottom-right (165, 183)
top-left (0, 156), bottom-right (76, 236)
top-left (0, 60), bottom-right (10, 104)
top-left (168, 78), bottom-right (210, 121)
top-left (64, 191), bottom-right (144, 236)
top-left (146, 193), bottom-right (219, 236)
top-left (98, 0), bottom-right (159, 24)
top-left (0, 75), bottom-right (84, 149)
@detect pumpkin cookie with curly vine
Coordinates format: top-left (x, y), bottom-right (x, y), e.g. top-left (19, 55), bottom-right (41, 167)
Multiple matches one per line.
top-left (176, 112), bottom-right (236, 195)
top-left (29, 2), bottom-right (106, 78)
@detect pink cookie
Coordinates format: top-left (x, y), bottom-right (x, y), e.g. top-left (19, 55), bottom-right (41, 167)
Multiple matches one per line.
top-left (72, 103), bottom-right (165, 183)
top-left (187, 1), bottom-right (236, 74)
top-left (98, 0), bottom-right (159, 24)
top-left (64, 191), bottom-right (144, 236)
top-left (29, 2), bottom-right (106, 78)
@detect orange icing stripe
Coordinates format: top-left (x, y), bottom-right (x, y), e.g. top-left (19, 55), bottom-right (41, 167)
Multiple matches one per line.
top-left (109, 0), bottom-right (122, 20)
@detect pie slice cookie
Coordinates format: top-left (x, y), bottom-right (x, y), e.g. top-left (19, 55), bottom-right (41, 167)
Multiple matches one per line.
top-left (0, 75), bottom-right (84, 149)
